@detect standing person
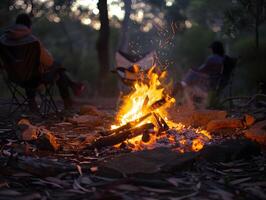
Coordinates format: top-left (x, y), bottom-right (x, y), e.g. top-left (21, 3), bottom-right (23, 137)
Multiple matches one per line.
top-left (0, 13), bottom-right (85, 110)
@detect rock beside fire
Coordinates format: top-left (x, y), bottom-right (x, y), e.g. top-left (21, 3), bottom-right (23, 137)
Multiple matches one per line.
top-left (207, 119), bottom-right (245, 132)
top-left (199, 139), bottom-right (261, 162)
top-left (16, 119), bottom-right (60, 151)
top-left (98, 139), bottom-right (261, 175)
top-left (244, 120), bottom-right (266, 145)
top-left (16, 119), bottom-right (38, 141)
top-left (99, 148), bottom-right (189, 175)
top-left (170, 109), bottom-right (227, 128)
top-left (206, 114), bottom-right (255, 132)
top-left (191, 110), bottom-right (227, 127)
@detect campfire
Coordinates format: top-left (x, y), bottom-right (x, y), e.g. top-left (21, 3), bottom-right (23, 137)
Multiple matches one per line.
top-left (90, 66), bottom-right (212, 152)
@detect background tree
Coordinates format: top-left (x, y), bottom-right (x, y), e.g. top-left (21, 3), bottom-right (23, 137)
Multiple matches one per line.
top-left (1, 0), bottom-right (266, 97)
top-left (0, 0), bottom-right (16, 27)
top-left (224, 0), bottom-right (266, 49)
top-left (96, 0), bottom-right (110, 95)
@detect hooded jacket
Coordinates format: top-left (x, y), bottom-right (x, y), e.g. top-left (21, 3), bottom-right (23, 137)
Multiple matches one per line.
top-left (0, 24), bottom-right (54, 72)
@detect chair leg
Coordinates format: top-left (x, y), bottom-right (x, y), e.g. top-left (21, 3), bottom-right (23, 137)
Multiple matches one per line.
top-left (6, 82), bottom-right (28, 117)
top-left (8, 98), bottom-right (28, 117)
top-left (38, 84), bottom-right (58, 117)
top-left (39, 93), bottom-right (49, 116)
top-left (46, 86), bottom-right (58, 114)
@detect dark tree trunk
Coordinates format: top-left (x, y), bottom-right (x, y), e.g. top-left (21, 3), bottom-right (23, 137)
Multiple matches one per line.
top-left (119, 0), bottom-right (132, 52)
top-left (255, 21), bottom-right (259, 50)
top-left (96, 0), bottom-right (110, 95)
top-left (0, 0), bottom-right (13, 27)
top-left (255, 0), bottom-right (260, 50)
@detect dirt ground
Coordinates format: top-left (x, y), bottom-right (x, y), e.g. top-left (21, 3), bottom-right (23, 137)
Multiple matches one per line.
top-left (0, 97), bottom-right (265, 200)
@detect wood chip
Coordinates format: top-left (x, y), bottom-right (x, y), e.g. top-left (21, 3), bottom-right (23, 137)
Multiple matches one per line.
top-left (230, 177), bottom-right (252, 185)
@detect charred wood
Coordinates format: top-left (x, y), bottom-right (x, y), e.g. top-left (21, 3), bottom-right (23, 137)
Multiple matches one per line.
top-left (100, 113), bottom-right (152, 136)
top-left (88, 123), bottom-right (154, 149)
top-left (153, 113), bottom-right (169, 132)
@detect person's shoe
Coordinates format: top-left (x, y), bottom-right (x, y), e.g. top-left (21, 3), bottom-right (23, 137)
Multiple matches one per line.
top-left (72, 82), bottom-right (86, 97)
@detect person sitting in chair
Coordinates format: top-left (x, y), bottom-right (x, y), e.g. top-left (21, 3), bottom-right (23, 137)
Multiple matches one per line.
top-left (0, 13), bottom-right (84, 111)
top-left (175, 41), bottom-right (232, 109)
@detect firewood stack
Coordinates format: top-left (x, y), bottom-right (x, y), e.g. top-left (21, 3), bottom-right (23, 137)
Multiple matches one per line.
top-left (86, 98), bottom-right (171, 149)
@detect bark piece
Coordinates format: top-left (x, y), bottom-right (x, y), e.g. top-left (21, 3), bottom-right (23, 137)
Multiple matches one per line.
top-left (244, 120), bottom-right (266, 145)
top-left (207, 118), bottom-right (245, 132)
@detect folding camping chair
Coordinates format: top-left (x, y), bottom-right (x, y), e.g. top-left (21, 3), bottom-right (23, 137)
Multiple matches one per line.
top-left (180, 56), bottom-right (238, 109)
top-left (0, 41), bottom-right (58, 117)
top-left (114, 50), bottom-right (158, 93)
top-left (218, 56), bottom-right (238, 109)
top-left (218, 56), bottom-right (238, 95)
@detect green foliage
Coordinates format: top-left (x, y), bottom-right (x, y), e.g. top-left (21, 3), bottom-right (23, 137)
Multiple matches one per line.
top-left (32, 17), bottom-right (101, 93)
top-left (232, 36), bottom-right (266, 94)
top-left (187, 0), bottom-right (231, 26)
top-left (0, 0), bottom-right (17, 28)
top-left (173, 25), bottom-right (215, 71)
top-left (224, 6), bottom-right (253, 37)
top-left (0, 0), bottom-right (265, 98)
top-left (224, 0), bottom-right (266, 48)
top-left (164, 0), bottom-right (188, 25)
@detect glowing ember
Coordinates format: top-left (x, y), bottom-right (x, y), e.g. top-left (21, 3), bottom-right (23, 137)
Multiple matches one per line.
top-left (112, 66), bottom-right (211, 152)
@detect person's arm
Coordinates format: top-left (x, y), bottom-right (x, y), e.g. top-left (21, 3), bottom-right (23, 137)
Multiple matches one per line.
top-left (39, 41), bottom-right (54, 71)
top-left (198, 56), bottom-right (210, 72)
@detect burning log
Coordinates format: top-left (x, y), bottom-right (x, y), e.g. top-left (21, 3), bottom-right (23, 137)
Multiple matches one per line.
top-left (95, 96), bottom-right (170, 148)
top-left (88, 123), bottom-right (155, 149)
top-left (149, 98), bottom-right (168, 110)
top-left (153, 113), bottom-right (169, 132)
top-left (100, 113), bottom-right (152, 136)
top-left (141, 132), bottom-right (151, 143)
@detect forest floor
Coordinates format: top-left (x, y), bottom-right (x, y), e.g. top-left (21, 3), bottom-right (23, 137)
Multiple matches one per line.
top-left (0, 97), bottom-right (265, 200)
